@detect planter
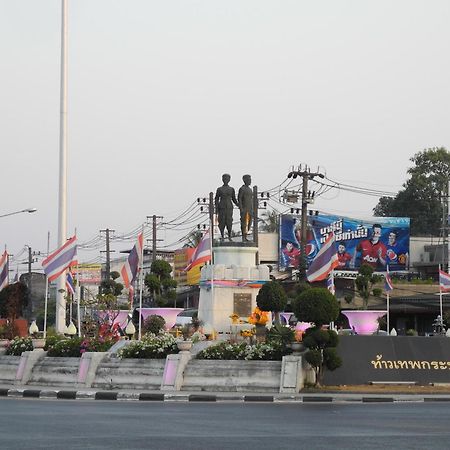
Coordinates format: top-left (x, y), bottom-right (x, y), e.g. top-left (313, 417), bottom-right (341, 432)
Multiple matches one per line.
top-left (177, 340), bottom-right (193, 352)
top-left (295, 322), bottom-right (312, 332)
top-left (341, 310), bottom-right (387, 335)
top-left (137, 308), bottom-right (184, 330)
top-left (291, 342), bottom-right (305, 356)
top-left (32, 338), bottom-right (46, 349)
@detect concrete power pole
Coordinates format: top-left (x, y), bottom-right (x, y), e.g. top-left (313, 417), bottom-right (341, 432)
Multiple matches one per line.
top-left (100, 228), bottom-right (115, 281)
top-left (288, 165), bottom-right (324, 278)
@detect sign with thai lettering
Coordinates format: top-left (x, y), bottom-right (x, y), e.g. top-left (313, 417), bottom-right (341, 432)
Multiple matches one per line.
top-left (279, 214), bottom-right (410, 272)
top-left (324, 336), bottom-right (450, 385)
top-left (74, 264), bottom-right (102, 284)
top-left (233, 293), bottom-right (252, 317)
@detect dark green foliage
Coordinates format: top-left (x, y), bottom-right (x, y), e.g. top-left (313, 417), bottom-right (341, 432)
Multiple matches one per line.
top-left (196, 341), bottom-right (288, 361)
top-left (150, 260), bottom-right (173, 279)
top-left (46, 337), bottom-right (84, 357)
top-left (372, 288), bottom-right (382, 297)
top-left (323, 347), bottom-right (342, 371)
top-left (292, 288), bottom-right (339, 326)
top-left (144, 273), bottom-right (161, 295)
top-left (256, 281), bottom-right (287, 324)
top-left (302, 326), bottom-right (342, 386)
top-left (142, 315), bottom-right (166, 335)
top-left (355, 264), bottom-right (382, 309)
top-left (373, 147), bottom-right (450, 235)
top-left (0, 282), bottom-right (29, 319)
top-left (266, 323), bottom-right (295, 347)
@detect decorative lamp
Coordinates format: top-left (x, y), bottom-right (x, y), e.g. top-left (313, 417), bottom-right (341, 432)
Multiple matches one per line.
top-left (125, 320), bottom-right (136, 339)
top-left (66, 321), bottom-right (77, 336)
top-left (29, 320), bottom-right (39, 335)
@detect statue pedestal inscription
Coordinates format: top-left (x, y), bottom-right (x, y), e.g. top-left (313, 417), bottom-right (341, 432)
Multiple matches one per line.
top-left (198, 245), bottom-right (270, 334)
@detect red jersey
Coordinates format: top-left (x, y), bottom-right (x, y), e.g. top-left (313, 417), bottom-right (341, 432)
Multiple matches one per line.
top-left (357, 239), bottom-right (387, 268)
top-left (337, 252), bottom-right (352, 268)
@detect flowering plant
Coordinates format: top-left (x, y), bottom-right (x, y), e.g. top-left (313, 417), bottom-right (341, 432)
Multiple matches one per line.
top-left (5, 337), bottom-right (34, 356)
top-left (196, 341), bottom-right (288, 361)
top-left (248, 307), bottom-right (269, 326)
top-left (229, 313), bottom-right (240, 324)
top-left (118, 332), bottom-right (178, 359)
top-left (240, 329), bottom-right (255, 338)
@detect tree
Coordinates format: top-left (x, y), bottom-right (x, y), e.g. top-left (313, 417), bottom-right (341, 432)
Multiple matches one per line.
top-left (256, 281), bottom-right (287, 324)
top-left (354, 264), bottom-right (382, 309)
top-left (373, 147), bottom-right (450, 235)
top-left (184, 230), bottom-right (203, 248)
top-left (292, 288), bottom-right (341, 386)
top-left (0, 282), bottom-right (29, 320)
top-left (144, 259), bottom-right (177, 306)
top-left (259, 210), bottom-right (279, 233)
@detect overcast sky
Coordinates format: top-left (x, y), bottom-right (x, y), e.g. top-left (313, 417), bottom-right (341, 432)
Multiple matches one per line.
top-left (2, 0), bottom-right (450, 273)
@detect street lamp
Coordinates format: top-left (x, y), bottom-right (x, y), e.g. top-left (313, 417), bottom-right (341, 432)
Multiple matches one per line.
top-left (0, 208), bottom-right (37, 219)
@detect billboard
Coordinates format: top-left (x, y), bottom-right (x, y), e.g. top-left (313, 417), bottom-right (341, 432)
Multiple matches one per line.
top-left (74, 264), bottom-right (102, 284)
top-left (173, 248), bottom-right (202, 286)
top-left (280, 214), bottom-right (410, 272)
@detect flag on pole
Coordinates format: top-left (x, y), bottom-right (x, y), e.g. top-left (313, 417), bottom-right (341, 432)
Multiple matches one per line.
top-left (184, 229), bottom-right (211, 272)
top-left (42, 236), bottom-right (78, 282)
top-left (384, 267), bottom-right (394, 292)
top-left (66, 270), bottom-right (75, 295)
top-left (0, 251), bottom-right (9, 291)
top-left (439, 269), bottom-right (450, 292)
top-left (121, 232), bottom-right (144, 289)
top-left (306, 232), bottom-right (339, 282)
top-left (326, 271), bottom-right (335, 295)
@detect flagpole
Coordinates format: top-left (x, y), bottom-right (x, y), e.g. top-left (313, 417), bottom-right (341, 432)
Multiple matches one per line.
top-left (43, 232), bottom-right (50, 339)
top-left (76, 276), bottom-right (81, 337)
top-left (439, 264), bottom-right (443, 324)
top-left (138, 225), bottom-right (145, 340)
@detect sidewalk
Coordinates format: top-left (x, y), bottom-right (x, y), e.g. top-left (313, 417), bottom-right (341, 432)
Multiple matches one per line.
top-left (2, 383), bottom-right (450, 403)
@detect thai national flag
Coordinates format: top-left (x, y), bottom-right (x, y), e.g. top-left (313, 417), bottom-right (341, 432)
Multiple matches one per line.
top-left (184, 229), bottom-right (211, 272)
top-left (439, 269), bottom-right (450, 292)
top-left (66, 271), bottom-right (75, 295)
top-left (384, 267), bottom-right (394, 292)
top-left (42, 236), bottom-right (78, 282)
top-left (0, 251), bottom-right (8, 291)
top-left (121, 232), bottom-right (144, 289)
top-left (306, 232), bottom-right (339, 283)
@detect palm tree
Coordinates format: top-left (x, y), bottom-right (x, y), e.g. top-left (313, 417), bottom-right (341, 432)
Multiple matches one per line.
top-left (259, 210), bottom-right (279, 232)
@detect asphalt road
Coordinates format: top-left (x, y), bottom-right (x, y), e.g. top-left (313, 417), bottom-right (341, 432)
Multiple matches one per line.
top-left (1, 399), bottom-right (450, 449)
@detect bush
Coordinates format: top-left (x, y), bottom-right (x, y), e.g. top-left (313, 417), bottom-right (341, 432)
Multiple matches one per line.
top-left (118, 333), bottom-right (178, 359)
top-left (196, 341), bottom-right (289, 361)
top-left (5, 337), bottom-right (34, 355)
top-left (256, 281), bottom-right (287, 323)
top-left (292, 288), bottom-right (339, 326)
top-left (266, 323), bottom-right (295, 346)
top-left (45, 336), bottom-right (116, 357)
top-left (142, 315), bottom-right (166, 335)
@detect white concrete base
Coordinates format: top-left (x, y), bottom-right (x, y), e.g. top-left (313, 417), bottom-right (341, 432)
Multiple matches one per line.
top-left (15, 349), bottom-right (46, 385)
top-left (161, 351), bottom-right (191, 391)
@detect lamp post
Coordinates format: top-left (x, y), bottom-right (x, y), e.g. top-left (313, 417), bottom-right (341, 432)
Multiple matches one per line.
top-left (0, 208), bottom-right (37, 219)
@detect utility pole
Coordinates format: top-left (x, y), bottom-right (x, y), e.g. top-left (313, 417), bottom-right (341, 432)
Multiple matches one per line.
top-left (147, 216), bottom-right (163, 263)
top-left (287, 165), bottom-right (325, 278)
top-left (100, 228), bottom-right (115, 281)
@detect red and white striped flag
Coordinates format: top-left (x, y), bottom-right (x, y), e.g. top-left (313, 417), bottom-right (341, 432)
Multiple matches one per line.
top-left (121, 233), bottom-right (144, 289)
top-left (184, 229), bottom-right (211, 271)
top-left (306, 232), bottom-right (339, 283)
top-left (0, 251), bottom-right (8, 291)
top-left (42, 236), bottom-right (78, 282)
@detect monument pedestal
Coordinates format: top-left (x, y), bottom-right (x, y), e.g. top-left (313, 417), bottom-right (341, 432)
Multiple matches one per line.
top-left (198, 245), bottom-right (270, 334)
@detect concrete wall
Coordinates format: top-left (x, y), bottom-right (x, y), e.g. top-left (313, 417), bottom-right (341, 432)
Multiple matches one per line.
top-left (27, 357), bottom-right (80, 387)
top-left (181, 360), bottom-right (282, 392)
top-left (0, 355), bottom-right (21, 384)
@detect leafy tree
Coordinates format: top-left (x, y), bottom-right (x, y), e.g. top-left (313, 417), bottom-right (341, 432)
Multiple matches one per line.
top-left (292, 287), bottom-right (339, 326)
top-left (259, 210), bottom-right (279, 233)
top-left (373, 147), bottom-right (450, 235)
top-left (184, 230), bottom-right (203, 248)
top-left (354, 264), bottom-right (382, 309)
top-left (256, 281), bottom-right (287, 324)
top-left (292, 288), bottom-right (341, 386)
top-left (0, 282), bottom-right (29, 320)
top-left (144, 259), bottom-right (177, 306)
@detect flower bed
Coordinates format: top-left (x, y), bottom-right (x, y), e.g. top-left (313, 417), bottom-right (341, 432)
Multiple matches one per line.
top-left (5, 337), bottom-right (34, 356)
top-left (46, 336), bottom-right (116, 357)
top-left (196, 341), bottom-right (288, 361)
top-left (118, 333), bottom-right (178, 359)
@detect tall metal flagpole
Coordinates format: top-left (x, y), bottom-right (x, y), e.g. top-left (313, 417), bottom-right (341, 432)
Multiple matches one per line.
top-left (43, 232), bottom-right (50, 339)
top-left (386, 265), bottom-right (390, 333)
top-left (56, 0), bottom-right (68, 333)
top-left (439, 264), bottom-right (444, 323)
top-left (138, 225), bottom-right (145, 340)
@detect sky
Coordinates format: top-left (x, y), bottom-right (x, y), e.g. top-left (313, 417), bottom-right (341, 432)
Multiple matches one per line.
top-left (2, 0), bottom-right (450, 274)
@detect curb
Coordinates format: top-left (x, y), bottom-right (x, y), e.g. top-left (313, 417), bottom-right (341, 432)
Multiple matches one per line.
top-left (2, 388), bottom-right (450, 403)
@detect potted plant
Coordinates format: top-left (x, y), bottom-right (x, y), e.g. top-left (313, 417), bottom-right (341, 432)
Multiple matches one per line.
top-left (176, 324), bottom-right (193, 351)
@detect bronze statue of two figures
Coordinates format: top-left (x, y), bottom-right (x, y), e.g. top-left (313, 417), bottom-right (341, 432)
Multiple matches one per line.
top-left (215, 174), bottom-right (253, 242)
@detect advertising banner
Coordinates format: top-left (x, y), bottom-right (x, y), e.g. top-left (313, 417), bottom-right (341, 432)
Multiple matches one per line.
top-left (74, 264), bottom-right (102, 284)
top-left (280, 214), bottom-right (410, 272)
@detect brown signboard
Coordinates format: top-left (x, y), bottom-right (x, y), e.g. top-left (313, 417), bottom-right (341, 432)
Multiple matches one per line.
top-left (233, 293), bottom-right (252, 317)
